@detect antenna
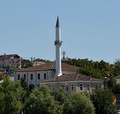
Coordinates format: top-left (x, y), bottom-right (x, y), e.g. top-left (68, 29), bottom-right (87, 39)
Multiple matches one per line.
top-left (62, 51), bottom-right (66, 59)
top-left (31, 57), bottom-right (33, 62)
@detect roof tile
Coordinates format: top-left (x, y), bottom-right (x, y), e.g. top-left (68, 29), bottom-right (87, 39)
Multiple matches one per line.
top-left (16, 62), bottom-right (78, 72)
top-left (41, 74), bottom-right (103, 83)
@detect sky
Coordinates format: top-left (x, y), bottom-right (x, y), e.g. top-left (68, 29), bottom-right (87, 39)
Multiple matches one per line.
top-left (0, 0), bottom-right (120, 64)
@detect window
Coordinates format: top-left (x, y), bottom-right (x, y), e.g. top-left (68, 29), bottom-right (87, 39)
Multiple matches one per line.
top-left (16, 60), bottom-right (20, 63)
top-left (44, 73), bottom-right (46, 79)
top-left (18, 74), bottom-right (20, 80)
top-left (53, 85), bottom-right (55, 91)
top-left (66, 86), bottom-right (68, 91)
top-left (48, 86), bottom-right (50, 89)
top-left (87, 84), bottom-right (90, 91)
top-left (38, 74), bottom-right (40, 79)
top-left (71, 85), bottom-right (74, 90)
top-left (80, 84), bottom-right (83, 91)
top-left (31, 74), bottom-right (33, 80)
top-left (38, 84), bottom-right (40, 87)
top-left (95, 84), bottom-right (99, 88)
top-left (24, 74), bottom-right (26, 80)
top-left (61, 85), bottom-right (64, 89)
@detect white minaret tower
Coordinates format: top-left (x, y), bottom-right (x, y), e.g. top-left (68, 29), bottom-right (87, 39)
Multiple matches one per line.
top-left (54, 16), bottom-right (62, 77)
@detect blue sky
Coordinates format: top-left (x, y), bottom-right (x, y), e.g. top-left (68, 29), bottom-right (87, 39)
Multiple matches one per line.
top-left (0, 1), bottom-right (120, 64)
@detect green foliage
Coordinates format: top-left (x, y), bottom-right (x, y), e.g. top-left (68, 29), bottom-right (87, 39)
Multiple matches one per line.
top-left (0, 74), bottom-right (5, 80)
top-left (38, 85), bottom-right (51, 96)
top-left (114, 59), bottom-right (120, 76)
top-left (24, 86), bottom-right (63, 114)
top-left (19, 78), bottom-right (30, 104)
top-left (51, 89), bottom-right (67, 105)
top-left (0, 77), bottom-right (23, 114)
top-left (91, 88), bottom-right (116, 114)
top-left (67, 58), bottom-right (118, 90)
top-left (67, 58), bottom-right (114, 80)
top-left (107, 76), bottom-right (116, 89)
top-left (21, 59), bottom-right (33, 68)
top-left (33, 58), bottom-right (51, 62)
top-left (112, 84), bottom-right (120, 94)
top-left (63, 93), bottom-right (95, 114)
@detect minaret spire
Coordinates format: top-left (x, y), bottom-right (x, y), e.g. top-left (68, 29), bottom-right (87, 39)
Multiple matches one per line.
top-left (56, 16), bottom-right (60, 27)
top-left (54, 16), bottom-right (62, 77)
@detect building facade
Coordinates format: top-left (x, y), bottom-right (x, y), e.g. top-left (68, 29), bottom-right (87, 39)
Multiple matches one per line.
top-left (14, 62), bottom-right (78, 88)
top-left (41, 74), bottom-right (103, 93)
top-left (0, 54), bottom-right (22, 68)
top-left (14, 17), bottom-right (104, 92)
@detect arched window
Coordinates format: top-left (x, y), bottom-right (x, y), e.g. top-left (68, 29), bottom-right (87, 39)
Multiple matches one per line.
top-left (95, 84), bottom-right (99, 88)
top-left (24, 74), bottom-right (26, 80)
top-left (71, 85), bottom-right (74, 90)
top-left (44, 73), bottom-right (46, 79)
top-left (66, 85), bottom-right (68, 91)
top-left (80, 84), bottom-right (83, 91)
top-left (87, 84), bottom-right (90, 91)
top-left (31, 74), bottom-right (33, 80)
top-left (61, 85), bottom-right (64, 89)
top-left (18, 74), bottom-right (20, 80)
top-left (53, 85), bottom-right (55, 91)
top-left (38, 74), bottom-right (40, 79)
top-left (48, 86), bottom-right (50, 89)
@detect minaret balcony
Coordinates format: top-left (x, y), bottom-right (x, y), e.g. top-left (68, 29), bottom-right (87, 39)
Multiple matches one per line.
top-left (54, 41), bottom-right (62, 45)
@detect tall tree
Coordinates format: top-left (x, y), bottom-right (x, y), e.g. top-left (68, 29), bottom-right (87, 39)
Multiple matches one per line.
top-left (67, 58), bottom-right (114, 80)
top-left (51, 89), bottom-right (67, 105)
top-left (0, 77), bottom-right (23, 114)
top-left (112, 84), bottom-right (120, 94)
top-left (24, 85), bottom-right (63, 114)
top-left (63, 93), bottom-right (95, 114)
top-left (114, 59), bottom-right (120, 76)
top-left (91, 88), bottom-right (116, 114)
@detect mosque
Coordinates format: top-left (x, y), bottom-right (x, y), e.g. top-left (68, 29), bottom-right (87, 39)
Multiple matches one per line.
top-left (14, 17), bottom-right (103, 93)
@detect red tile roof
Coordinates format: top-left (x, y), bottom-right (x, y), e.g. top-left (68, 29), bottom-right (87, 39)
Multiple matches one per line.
top-left (0, 54), bottom-right (22, 59)
top-left (16, 62), bottom-right (78, 72)
top-left (41, 74), bottom-right (103, 83)
top-left (0, 71), bottom-right (6, 76)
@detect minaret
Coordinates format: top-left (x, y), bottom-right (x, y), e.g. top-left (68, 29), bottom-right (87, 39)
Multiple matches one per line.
top-left (54, 16), bottom-right (62, 77)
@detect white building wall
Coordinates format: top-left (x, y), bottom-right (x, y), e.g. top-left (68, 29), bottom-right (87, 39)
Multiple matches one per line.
top-left (116, 79), bottom-right (120, 84)
top-left (0, 60), bottom-right (4, 67)
top-left (0, 58), bottom-right (22, 68)
top-left (42, 81), bottom-right (103, 93)
top-left (14, 70), bottom-right (55, 88)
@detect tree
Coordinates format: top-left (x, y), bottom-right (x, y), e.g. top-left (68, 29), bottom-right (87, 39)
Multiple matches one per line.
top-left (24, 85), bottom-right (63, 114)
top-left (33, 58), bottom-right (51, 62)
top-left (63, 93), bottom-right (95, 114)
top-left (91, 88), bottom-right (116, 114)
top-left (114, 59), bottom-right (120, 76)
top-left (0, 74), bottom-right (4, 80)
top-left (21, 59), bottom-right (33, 68)
top-left (19, 78), bottom-right (30, 103)
top-left (0, 77), bottom-right (23, 114)
top-left (67, 58), bottom-right (114, 80)
top-left (107, 75), bottom-right (116, 89)
top-left (51, 89), bottom-right (67, 105)
top-left (112, 84), bottom-right (120, 94)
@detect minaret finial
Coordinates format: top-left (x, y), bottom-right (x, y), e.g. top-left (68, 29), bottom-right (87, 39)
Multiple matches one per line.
top-left (56, 16), bottom-right (60, 27)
